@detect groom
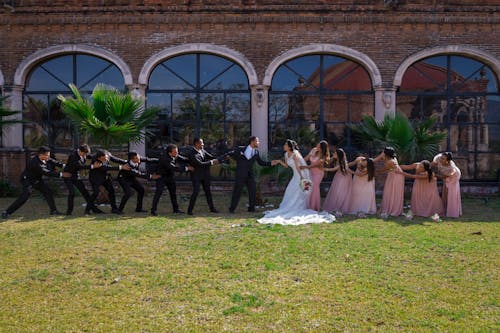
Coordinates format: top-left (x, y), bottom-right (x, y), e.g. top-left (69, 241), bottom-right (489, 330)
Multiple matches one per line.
top-left (228, 136), bottom-right (278, 213)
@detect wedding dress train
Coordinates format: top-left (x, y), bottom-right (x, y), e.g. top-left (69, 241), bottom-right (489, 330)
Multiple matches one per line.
top-left (257, 150), bottom-right (335, 225)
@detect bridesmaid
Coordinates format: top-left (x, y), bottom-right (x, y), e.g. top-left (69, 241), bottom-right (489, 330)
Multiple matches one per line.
top-left (374, 147), bottom-right (405, 217)
top-left (301, 140), bottom-right (330, 211)
top-left (322, 148), bottom-right (352, 214)
top-left (348, 156), bottom-right (376, 215)
top-left (397, 160), bottom-right (443, 217)
top-left (436, 152), bottom-right (462, 218)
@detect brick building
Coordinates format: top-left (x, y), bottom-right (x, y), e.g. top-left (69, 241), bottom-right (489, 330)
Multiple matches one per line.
top-left (0, 0), bottom-right (499, 182)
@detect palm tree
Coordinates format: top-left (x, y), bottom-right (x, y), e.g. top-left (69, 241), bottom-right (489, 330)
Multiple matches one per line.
top-left (58, 84), bottom-right (159, 148)
top-left (350, 113), bottom-right (446, 164)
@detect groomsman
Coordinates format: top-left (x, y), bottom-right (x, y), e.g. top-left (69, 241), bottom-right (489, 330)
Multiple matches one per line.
top-left (228, 136), bottom-right (277, 213)
top-left (2, 146), bottom-right (64, 219)
top-left (62, 144), bottom-right (103, 215)
top-left (116, 151), bottom-right (159, 213)
top-left (151, 144), bottom-right (192, 216)
top-left (187, 138), bottom-right (221, 215)
top-left (88, 150), bottom-right (130, 214)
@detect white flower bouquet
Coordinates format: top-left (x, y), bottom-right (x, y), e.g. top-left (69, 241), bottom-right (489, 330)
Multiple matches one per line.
top-left (299, 178), bottom-right (313, 193)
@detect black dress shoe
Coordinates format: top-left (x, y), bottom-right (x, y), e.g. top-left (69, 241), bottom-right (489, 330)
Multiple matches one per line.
top-left (1, 211), bottom-right (9, 219)
top-left (210, 209), bottom-right (219, 213)
top-left (173, 210), bottom-right (184, 214)
top-left (229, 209), bottom-right (235, 214)
top-left (135, 209), bottom-right (148, 213)
top-left (65, 212), bottom-right (72, 216)
top-left (50, 210), bottom-right (63, 215)
top-left (187, 211), bottom-right (193, 215)
top-left (92, 208), bottom-right (104, 214)
top-left (151, 211), bottom-right (158, 216)
top-left (247, 208), bottom-right (256, 212)
top-left (111, 209), bottom-right (123, 215)
top-left (84, 209), bottom-right (91, 215)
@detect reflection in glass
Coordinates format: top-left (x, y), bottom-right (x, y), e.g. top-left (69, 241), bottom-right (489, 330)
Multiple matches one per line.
top-left (146, 53), bottom-right (251, 158)
top-left (398, 55), bottom-right (500, 180)
top-left (269, 54), bottom-right (374, 157)
top-left (23, 54), bottom-right (125, 150)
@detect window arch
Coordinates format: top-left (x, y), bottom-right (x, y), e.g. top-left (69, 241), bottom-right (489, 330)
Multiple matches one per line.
top-left (145, 52), bottom-right (251, 155)
top-left (397, 54), bottom-right (500, 180)
top-left (268, 53), bottom-right (374, 156)
top-left (23, 53), bottom-right (125, 150)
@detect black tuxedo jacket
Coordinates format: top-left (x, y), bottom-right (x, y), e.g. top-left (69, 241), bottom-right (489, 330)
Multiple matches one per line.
top-left (117, 160), bottom-right (152, 181)
top-left (189, 147), bottom-right (216, 181)
top-left (88, 157), bottom-right (121, 186)
top-left (156, 152), bottom-right (188, 183)
top-left (229, 146), bottom-right (271, 180)
top-left (63, 150), bottom-right (91, 179)
top-left (22, 156), bottom-right (62, 184)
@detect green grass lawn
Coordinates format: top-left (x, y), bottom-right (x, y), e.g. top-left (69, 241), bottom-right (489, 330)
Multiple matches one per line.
top-left (0, 195), bottom-right (498, 332)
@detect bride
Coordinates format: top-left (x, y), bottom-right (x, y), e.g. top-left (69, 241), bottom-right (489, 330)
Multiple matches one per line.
top-left (258, 140), bottom-right (335, 225)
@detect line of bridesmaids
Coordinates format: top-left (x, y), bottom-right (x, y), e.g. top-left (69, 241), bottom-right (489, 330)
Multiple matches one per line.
top-left (301, 144), bottom-right (462, 219)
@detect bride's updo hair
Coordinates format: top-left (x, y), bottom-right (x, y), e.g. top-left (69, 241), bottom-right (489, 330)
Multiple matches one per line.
top-left (285, 139), bottom-right (299, 151)
top-left (383, 147), bottom-right (396, 159)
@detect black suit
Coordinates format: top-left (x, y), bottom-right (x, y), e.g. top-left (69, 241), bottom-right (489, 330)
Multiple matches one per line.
top-left (229, 146), bottom-right (271, 212)
top-left (63, 150), bottom-right (99, 215)
top-left (5, 155), bottom-right (62, 215)
top-left (151, 152), bottom-right (188, 214)
top-left (117, 158), bottom-right (155, 212)
top-left (88, 158), bottom-right (122, 212)
top-left (187, 147), bottom-right (217, 214)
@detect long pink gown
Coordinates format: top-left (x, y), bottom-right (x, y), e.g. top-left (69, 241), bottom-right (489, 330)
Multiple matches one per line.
top-left (348, 171), bottom-right (376, 215)
top-left (443, 165), bottom-right (462, 218)
top-left (307, 155), bottom-right (324, 211)
top-left (323, 170), bottom-right (352, 213)
top-left (411, 176), bottom-right (443, 217)
top-left (380, 162), bottom-right (405, 217)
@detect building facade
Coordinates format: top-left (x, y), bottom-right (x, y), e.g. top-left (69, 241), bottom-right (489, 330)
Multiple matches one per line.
top-left (0, 0), bottom-right (499, 181)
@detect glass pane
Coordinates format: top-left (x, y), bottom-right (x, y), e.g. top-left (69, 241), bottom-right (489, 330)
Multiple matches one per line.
top-left (149, 61), bottom-right (194, 90)
top-left (226, 93), bottom-right (250, 122)
top-left (26, 66), bottom-right (71, 92)
top-left (203, 64), bottom-right (249, 90)
top-left (78, 57), bottom-right (124, 91)
top-left (323, 58), bottom-right (372, 91)
top-left (200, 54), bottom-right (233, 88)
top-left (476, 152), bottom-right (500, 180)
top-left (272, 55), bottom-right (320, 91)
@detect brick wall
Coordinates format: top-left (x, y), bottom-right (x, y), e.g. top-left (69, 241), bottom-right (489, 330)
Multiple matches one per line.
top-left (0, 1), bottom-right (498, 87)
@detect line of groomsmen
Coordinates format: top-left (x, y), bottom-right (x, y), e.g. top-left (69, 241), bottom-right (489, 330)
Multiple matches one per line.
top-left (1, 136), bottom-right (276, 219)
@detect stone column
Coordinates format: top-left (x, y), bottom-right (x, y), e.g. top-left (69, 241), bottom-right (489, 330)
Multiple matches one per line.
top-left (374, 86), bottom-right (396, 121)
top-left (251, 84), bottom-right (269, 154)
top-left (2, 85), bottom-right (24, 149)
top-left (127, 84), bottom-right (147, 156)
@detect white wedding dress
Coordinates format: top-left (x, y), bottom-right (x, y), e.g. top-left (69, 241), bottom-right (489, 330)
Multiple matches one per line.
top-left (258, 150), bottom-right (335, 225)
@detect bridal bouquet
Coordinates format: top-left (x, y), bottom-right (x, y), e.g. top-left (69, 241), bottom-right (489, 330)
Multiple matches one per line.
top-left (300, 178), bottom-right (313, 193)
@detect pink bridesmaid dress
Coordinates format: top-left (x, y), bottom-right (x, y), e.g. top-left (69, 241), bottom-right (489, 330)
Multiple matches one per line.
top-left (323, 170), bottom-right (352, 213)
top-left (411, 176), bottom-right (443, 217)
top-left (380, 164), bottom-right (405, 217)
top-left (444, 165), bottom-right (462, 218)
top-left (307, 155), bottom-right (324, 211)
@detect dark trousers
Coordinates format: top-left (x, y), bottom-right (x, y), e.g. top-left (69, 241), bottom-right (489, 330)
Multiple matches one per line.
top-left (6, 179), bottom-right (57, 215)
top-left (89, 179), bottom-right (118, 211)
top-left (229, 176), bottom-right (256, 212)
top-left (118, 177), bottom-right (145, 212)
top-left (151, 178), bottom-right (179, 213)
top-left (64, 178), bottom-right (97, 214)
top-left (188, 178), bottom-right (215, 213)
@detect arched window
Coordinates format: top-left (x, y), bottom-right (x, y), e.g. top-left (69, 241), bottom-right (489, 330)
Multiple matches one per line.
top-left (269, 54), bottom-right (374, 156)
top-left (146, 53), bottom-right (251, 155)
top-left (23, 54), bottom-right (125, 150)
top-left (398, 55), bottom-right (500, 180)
